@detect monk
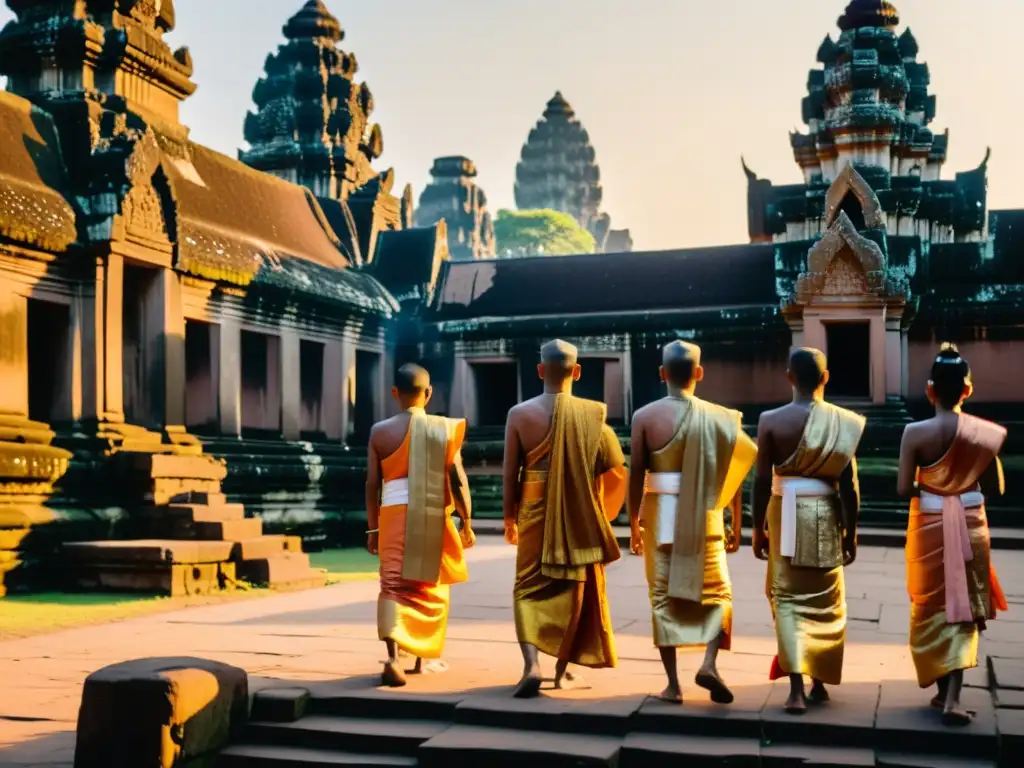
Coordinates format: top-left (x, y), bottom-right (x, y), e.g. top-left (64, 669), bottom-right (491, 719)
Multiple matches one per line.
top-left (366, 363), bottom-right (475, 687)
top-left (628, 341), bottom-right (757, 705)
top-left (503, 339), bottom-right (627, 698)
top-left (897, 343), bottom-right (1008, 725)
top-left (753, 347), bottom-right (864, 715)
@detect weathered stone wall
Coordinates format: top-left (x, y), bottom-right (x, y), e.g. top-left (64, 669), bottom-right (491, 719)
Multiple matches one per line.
top-left (908, 338), bottom-right (1024, 403)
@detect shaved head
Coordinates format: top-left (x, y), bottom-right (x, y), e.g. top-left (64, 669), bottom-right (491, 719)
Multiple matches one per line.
top-left (394, 363), bottom-right (430, 395)
top-left (538, 339), bottom-right (580, 387)
top-left (788, 347), bottom-right (827, 394)
top-left (662, 341), bottom-right (701, 387)
top-left (540, 339), bottom-right (578, 368)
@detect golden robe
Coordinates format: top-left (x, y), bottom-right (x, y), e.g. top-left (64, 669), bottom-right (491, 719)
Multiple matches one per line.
top-left (766, 401), bottom-right (865, 685)
top-left (640, 397), bottom-right (757, 649)
top-left (514, 394), bottom-right (627, 668)
top-left (907, 413), bottom-right (1008, 688)
top-left (377, 410), bottom-right (468, 659)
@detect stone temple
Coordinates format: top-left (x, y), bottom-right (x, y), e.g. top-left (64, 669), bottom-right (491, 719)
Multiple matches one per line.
top-left (0, 0), bottom-right (1022, 595)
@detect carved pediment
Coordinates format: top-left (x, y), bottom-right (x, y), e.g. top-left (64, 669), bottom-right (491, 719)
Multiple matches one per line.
top-left (822, 250), bottom-right (871, 296)
top-left (824, 163), bottom-right (885, 230)
top-left (794, 211), bottom-right (889, 301)
top-left (122, 130), bottom-right (174, 245)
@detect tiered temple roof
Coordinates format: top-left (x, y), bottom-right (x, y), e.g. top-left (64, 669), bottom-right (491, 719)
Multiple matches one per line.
top-left (416, 157), bottom-right (496, 261)
top-left (240, 0), bottom-right (383, 200)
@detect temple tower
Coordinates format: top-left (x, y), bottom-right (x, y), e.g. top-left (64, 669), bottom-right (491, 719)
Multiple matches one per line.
top-left (515, 93), bottom-right (604, 232)
top-left (240, 0), bottom-right (383, 199)
top-left (748, 0), bottom-right (990, 402)
top-left (416, 157), bottom-right (496, 261)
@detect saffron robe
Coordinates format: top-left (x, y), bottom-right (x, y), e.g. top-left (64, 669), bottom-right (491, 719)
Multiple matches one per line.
top-left (640, 397), bottom-right (757, 649)
top-left (907, 413), bottom-right (1008, 688)
top-left (377, 409), bottom-right (468, 659)
top-left (514, 394), bottom-right (627, 668)
top-left (766, 400), bottom-right (865, 686)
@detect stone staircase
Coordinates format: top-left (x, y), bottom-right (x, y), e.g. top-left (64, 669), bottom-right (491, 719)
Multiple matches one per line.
top-left (217, 679), bottom-right (1015, 767)
top-left (64, 453), bottom-right (325, 595)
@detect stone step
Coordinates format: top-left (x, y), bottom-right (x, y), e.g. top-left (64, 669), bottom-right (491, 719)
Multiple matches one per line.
top-left (244, 715), bottom-right (447, 756)
top-left (251, 688), bottom-right (311, 723)
top-left (237, 553), bottom-right (321, 587)
top-left (194, 518), bottom-right (264, 542)
top-left (164, 503), bottom-right (247, 523)
top-left (418, 724), bottom-right (620, 767)
top-left (619, 732), bottom-right (760, 767)
top-left (64, 539), bottom-right (234, 564)
top-left (218, 745), bottom-right (416, 767)
top-left (72, 561), bottom-right (233, 597)
top-left (233, 535), bottom-right (303, 562)
top-left (171, 491), bottom-right (228, 506)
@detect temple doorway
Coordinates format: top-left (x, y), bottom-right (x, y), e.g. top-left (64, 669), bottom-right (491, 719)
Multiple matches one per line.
top-left (353, 349), bottom-right (379, 440)
top-left (825, 322), bottom-right (870, 400)
top-left (26, 298), bottom-right (71, 425)
top-left (300, 340), bottom-right (326, 439)
top-left (184, 319), bottom-right (217, 433)
top-left (574, 358), bottom-right (607, 406)
top-left (471, 362), bottom-right (517, 426)
top-left (240, 329), bottom-right (282, 435)
top-left (123, 264), bottom-right (163, 428)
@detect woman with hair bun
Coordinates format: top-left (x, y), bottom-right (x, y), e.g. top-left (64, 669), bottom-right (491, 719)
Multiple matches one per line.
top-left (897, 343), bottom-right (1008, 725)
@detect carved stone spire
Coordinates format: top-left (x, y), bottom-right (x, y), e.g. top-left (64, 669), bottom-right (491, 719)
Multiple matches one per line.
top-left (416, 156), bottom-right (496, 261)
top-left (514, 92), bottom-right (603, 232)
top-left (0, 0), bottom-right (196, 131)
top-left (240, 1), bottom-right (383, 199)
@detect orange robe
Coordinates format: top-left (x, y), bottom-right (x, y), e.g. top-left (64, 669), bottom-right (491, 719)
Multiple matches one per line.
top-left (378, 411), bottom-right (468, 659)
top-left (907, 413), bottom-right (1008, 687)
top-left (514, 394), bottom-right (627, 669)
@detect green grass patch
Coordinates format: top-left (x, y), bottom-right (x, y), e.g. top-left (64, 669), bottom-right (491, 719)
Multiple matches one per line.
top-left (309, 548), bottom-right (378, 586)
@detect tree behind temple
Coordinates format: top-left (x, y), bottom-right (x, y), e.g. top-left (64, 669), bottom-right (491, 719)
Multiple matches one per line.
top-left (494, 209), bottom-right (596, 257)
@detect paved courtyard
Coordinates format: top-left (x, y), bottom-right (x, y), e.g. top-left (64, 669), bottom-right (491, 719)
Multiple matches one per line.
top-left (2, 541), bottom-right (1024, 765)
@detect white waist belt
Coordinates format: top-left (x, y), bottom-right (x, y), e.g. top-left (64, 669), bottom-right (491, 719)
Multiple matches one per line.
top-left (381, 478), bottom-right (410, 507)
top-left (771, 476), bottom-right (835, 558)
top-left (919, 490), bottom-right (984, 513)
top-left (646, 472), bottom-right (681, 547)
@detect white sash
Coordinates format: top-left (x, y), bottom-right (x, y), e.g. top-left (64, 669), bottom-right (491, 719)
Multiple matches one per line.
top-left (919, 490), bottom-right (984, 512)
top-left (381, 478), bottom-right (410, 507)
top-left (646, 472), bottom-right (682, 546)
top-left (771, 476), bottom-right (836, 558)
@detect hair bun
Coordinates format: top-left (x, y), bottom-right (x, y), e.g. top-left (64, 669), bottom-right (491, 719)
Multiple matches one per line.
top-left (935, 342), bottom-right (963, 363)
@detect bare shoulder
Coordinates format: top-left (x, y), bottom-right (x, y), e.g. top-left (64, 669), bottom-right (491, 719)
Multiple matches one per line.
top-left (757, 406), bottom-right (783, 430)
top-left (631, 401), bottom-right (657, 427)
top-left (900, 420), bottom-right (926, 444)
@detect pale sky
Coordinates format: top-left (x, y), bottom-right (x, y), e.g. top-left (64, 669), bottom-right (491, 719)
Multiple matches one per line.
top-left (1, 1), bottom-right (1020, 251)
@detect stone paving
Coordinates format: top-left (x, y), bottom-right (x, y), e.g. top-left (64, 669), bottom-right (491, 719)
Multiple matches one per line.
top-left (2, 542), bottom-right (1024, 765)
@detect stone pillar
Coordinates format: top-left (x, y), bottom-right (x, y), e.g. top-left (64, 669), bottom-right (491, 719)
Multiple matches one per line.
top-left (884, 316), bottom-right (902, 400)
top-left (373, 351), bottom-right (386, 424)
top-left (803, 315), bottom-right (826, 354)
top-left (102, 253), bottom-right (124, 423)
top-left (604, 358), bottom-right (623, 422)
top-left (901, 331), bottom-right (910, 399)
top-left (217, 320), bottom-right (242, 437)
top-left (449, 356), bottom-right (473, 421)
top-left (322, 341), bottom-right (344, 441)
top-left (340, 339), bottom-right (355, 442)
top-left (870, 315), bottom-right (886, 404)
top-left (621, 346), bottom-right (633, 425)
top-left (280, 331), bottom-right (301, 441)
top-left (158, 269), bottom-right (186, 430)
top-left (75, 269), bottom-right (103, 424)
top-left (0, 275), bottom-right (28, 418)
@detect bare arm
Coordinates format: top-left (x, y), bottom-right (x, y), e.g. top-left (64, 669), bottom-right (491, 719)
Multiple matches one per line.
top-left (837, 456), bottom-right (861, 537)
top-left (502, 409), bottom-right (522, 526)
top-left (752, 413), bottom-right (774, 536)
top-left (896, 425), bottom-right (919, 499)
top-left (627, 414), bottom-right (648, 531)
top-left (365, 428), bottom-right (381, 554)
top-left (450, 450), bottom-right (472, 522)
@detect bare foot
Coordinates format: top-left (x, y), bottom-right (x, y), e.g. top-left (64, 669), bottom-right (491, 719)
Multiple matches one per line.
top-left (410, 658), bottom-right (423, 675)
top-left (930, 694), bottom-right (944, 709)
top-left (784, 689), bottom-right (807, 715)
top-left (941, 706), bottom-right (973, 727)
top-left (554, 670), bottom-right (588, 690)
top-left (657, 684), bottom-right (683, 704)
top-left (381, 660), bottom-right (407, 688)
top-left (513, 666), bottom-right (543, 699)
top-left (807, 681), bottom-right (830, 705)
top-left (695, 669), bottom-right (734, 705)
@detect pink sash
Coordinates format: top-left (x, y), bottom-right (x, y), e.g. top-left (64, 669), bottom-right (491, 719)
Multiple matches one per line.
top-left (936, 493), bottom-right (975, 624)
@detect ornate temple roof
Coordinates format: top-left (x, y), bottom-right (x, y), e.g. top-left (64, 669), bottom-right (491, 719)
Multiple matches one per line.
top-left (514, 92), bottom-right (603, 231)
top-left (371, 223), bottom-right (450, 306)
top-left (0, 91), bottom-right (76, 254)
top-left (240, 1), bottom-right (383, 199)
top-left (837, 0), bottom-right (900, 31)
top-left (429, 244), bottom-right (776, 329)
top-left (416, 156), bottom-right (496, 261)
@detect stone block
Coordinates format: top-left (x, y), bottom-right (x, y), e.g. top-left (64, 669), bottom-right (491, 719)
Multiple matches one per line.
top-left (997, 708), bottom-right (1024, 767)
top-left (170, 492), bottom-right (228, 506)
top-left (74, 657), bottom-right (248, 768)
top-left (165, 504), bottom-right (247, 523)
top-left (875, 681), bottom-right (997, 759)
top-left (250, 687), bottom-right (310, 723)
top-left (194, 518), bottom-right (263, 542)
top-left (65, 540), bottom-right (233, 565)
top-left (237, 553), bottom-right (313, 586)
top-left (418, 724), bottom-right (621, 767)
top-left (232, 536), bottom-right (294, 562)
top-left (761, 681), bottom-right (880, 747)
top-left (218, 745), bottom-right (416, 767)
top-left (991, 657), bottom-right (1024, 690)
top-left (632, 684), bottom-right (770, 739)
top-left (762, 743), bottom-right (875, 767)
top-left (619, 732), bottom-right (759, 767)
top-left (74, 562), bottom-right (223, 597)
